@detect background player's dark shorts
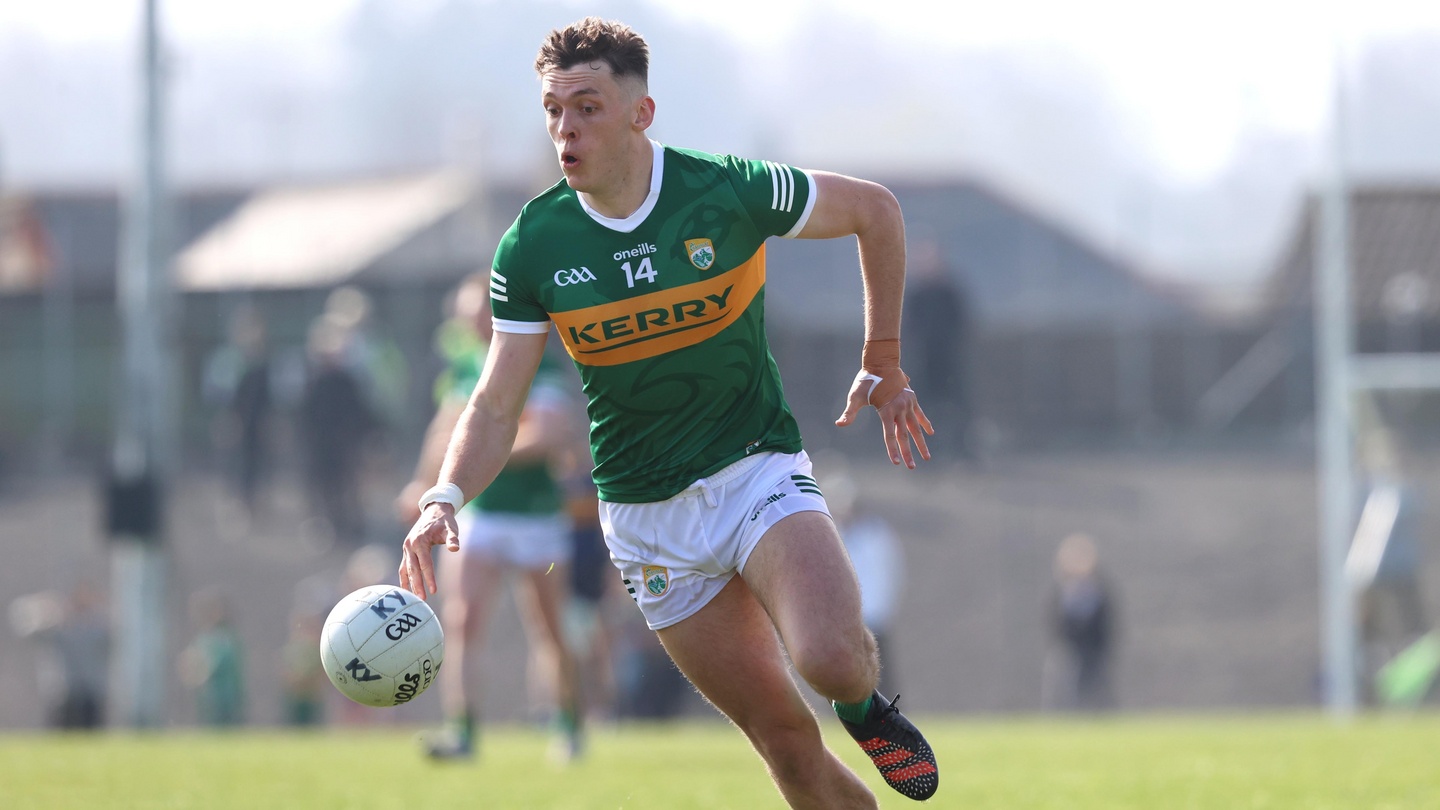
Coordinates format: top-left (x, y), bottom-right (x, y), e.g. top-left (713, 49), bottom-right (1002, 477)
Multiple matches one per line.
top-left (570, 523), bottom-right (610, 604)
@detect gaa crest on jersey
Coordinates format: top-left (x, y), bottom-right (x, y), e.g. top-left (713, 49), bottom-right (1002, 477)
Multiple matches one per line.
top-left (642, 565), bottom-right (670, 597)
top-left (685, 238), bottom-right (716, 270)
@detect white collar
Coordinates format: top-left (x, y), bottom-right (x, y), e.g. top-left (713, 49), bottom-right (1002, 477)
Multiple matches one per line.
top-left (576, 140), bottom-right (664, 233)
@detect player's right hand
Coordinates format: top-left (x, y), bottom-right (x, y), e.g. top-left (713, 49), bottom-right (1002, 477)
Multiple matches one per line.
top-left (398, 503), bottom-right (460, 600)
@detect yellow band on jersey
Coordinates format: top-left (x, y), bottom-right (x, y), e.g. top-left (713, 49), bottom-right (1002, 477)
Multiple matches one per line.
top-left (551, 245), bottom-right (767, 367)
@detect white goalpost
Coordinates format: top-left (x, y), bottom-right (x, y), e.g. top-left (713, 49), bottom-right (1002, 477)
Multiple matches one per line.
top-left (1309, 29), bottom-right (1440, 717)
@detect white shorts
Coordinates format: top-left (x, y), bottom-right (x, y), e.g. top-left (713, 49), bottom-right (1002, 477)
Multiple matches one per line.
top-left (457, 510), bottom-right (572, 570)
top-left (601, 451), bottom-right (830, 630)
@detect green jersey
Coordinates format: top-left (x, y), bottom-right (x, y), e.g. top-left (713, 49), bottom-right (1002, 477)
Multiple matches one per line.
top-left (489, 142), bottom-right (816, 503)
top-left (437, 331), bottom-right (566, 516)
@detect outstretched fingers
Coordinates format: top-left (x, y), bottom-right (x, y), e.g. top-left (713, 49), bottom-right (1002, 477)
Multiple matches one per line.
top-left (879, 393), bottom-right (933, 468)
top-left (397, 509), bottom-right (460, 600)
top-left (398, 540), bottom-right (435, 599)
top-left (909, 399), bottom-right (935, 458)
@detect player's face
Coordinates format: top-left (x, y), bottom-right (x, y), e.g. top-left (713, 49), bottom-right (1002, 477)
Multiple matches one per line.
top-left (541, 64), bottom-right (649, 194)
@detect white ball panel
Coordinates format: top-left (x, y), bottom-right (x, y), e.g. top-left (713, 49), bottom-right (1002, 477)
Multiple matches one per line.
top-left (319, 585), bottom-right (444, 708)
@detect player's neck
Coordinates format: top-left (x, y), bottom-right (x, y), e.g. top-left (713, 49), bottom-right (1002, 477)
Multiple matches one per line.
top-left (579, 138), bottom-right (654, 220)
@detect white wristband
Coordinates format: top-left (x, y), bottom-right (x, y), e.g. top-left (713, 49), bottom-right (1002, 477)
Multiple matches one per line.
top-left (418, 482), bottom-right (464, 512)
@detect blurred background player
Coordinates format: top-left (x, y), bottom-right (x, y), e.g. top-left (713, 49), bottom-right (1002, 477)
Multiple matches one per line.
top-left (397, 273), bottom-right (585, 762)
top-left (178, 587), bottom-right (247, 727)
top-left (299, 315), bottom-right (381, 548)
top-left (1045, 532), bottom-right (1118, 712)
top-left (280, 604), bottom-right (329, 727)
top-left (8, 580), bottom-right (111, 730)
top-left (553, 456), bottom-right (622, 726)
top-left (201, 304), bottom-right (273, 527)
top-left (323, 285), bottom-right (410, 434)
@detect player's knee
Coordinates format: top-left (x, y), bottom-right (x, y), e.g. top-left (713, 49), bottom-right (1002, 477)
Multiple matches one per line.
top-left (790, 635), bottom-right (876, 700)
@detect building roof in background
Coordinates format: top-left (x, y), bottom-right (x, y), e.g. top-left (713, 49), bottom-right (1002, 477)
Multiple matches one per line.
top-left (176, 171), bottom-right (476, 291)
top-left (766, 177), bottom-right (1195, 331)
top-left (1270, 184), bottom-right (1440, 319)
top-left (0, 189), bottom-right (248, 294)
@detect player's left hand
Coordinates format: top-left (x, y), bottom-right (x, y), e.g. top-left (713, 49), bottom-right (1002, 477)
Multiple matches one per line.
top-left (835, 367), bottom-right (933, 468)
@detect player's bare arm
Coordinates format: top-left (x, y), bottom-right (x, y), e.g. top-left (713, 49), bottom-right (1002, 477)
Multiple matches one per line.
top-left (395, 399), bottom-right (466, 524)
top-left (399, 329), bottom-right (549, 598)
top-left (800, 171), bottom-right (933, 467)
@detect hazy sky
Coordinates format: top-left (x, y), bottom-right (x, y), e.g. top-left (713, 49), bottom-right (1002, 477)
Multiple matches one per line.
top-left (6, 0), bottom-right (1439, 184)
top-left (5, 0), bottom-right (1440, 284)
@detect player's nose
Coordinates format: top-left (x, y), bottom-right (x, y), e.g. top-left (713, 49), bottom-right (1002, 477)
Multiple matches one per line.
top-left (555, 109), bottom-right (580, 139)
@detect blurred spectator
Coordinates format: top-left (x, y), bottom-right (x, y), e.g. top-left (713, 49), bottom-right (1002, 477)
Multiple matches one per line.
top-left (1045, 533), bottom-right (1117, 711)
top-left (178, 588), bottom-right (246, 727)
top-left (324, 285), bottom-right (409, 431)
top-left (824, 469), bottom-right (903, 696)
top-left (299, 315), bottom-right (380, 547)
top-left (8, 580), bottom-right (110, 729)
top-left (903, 233), bottom-right (975, 460)
top-left (202, 305), bottom-right (272, 522)
top-left (280, 607), bottom-right (328, 726)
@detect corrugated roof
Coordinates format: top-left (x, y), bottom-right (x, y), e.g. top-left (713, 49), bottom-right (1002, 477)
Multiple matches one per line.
top-left (1270, 184), bottom-right (1440, 318)
top-left (176, 171), bottom-right (476, 291)
top-left (766, 178), bottom-right (1192, 331)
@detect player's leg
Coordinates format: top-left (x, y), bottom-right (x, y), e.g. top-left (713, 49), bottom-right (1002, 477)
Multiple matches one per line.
top-left (515, 561), bottom-right (585, 760)
top-left (743, 510), bottom-right (939, 801)
top-left (743, 510), bottom-right (877, 702)
top-left (658, 574), bottom-right (878, 810)
top-left (427, 546), bottom-right (503, 758)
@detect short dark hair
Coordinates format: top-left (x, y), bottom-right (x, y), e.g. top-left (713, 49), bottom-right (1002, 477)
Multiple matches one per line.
top-left (535, 17), bottom-right (649, 89)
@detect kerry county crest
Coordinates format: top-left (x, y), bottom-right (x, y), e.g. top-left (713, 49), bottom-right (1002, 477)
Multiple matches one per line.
top-left (685, 238), bottom-right (716, 270)
top-left (642, 565), bottom-right (670, 597)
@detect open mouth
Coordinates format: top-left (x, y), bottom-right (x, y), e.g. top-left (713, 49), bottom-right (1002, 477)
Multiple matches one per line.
top-left (562, 152), bottom-right (579, 167)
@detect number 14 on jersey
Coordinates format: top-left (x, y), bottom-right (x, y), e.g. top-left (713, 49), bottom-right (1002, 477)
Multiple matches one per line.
top-left (622, 258), bottom-right (657, 288)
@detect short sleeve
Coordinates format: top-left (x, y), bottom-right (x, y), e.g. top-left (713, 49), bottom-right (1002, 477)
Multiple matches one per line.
top-left (721, 156), bottom-right (817, 239)
top-left (489, 217), bottom-right (551, 332)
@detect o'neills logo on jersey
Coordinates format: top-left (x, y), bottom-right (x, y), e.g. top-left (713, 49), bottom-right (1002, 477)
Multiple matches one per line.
top-left (551, 245), bottom-right (768, 366)
top-left (685, 238), bottom-right (716, 270)
top-left (613, 242), bottom-right (657, 261)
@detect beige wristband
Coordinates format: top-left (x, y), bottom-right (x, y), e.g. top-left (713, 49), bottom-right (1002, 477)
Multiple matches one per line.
top-left (859, 339), bottom-right (911, 407)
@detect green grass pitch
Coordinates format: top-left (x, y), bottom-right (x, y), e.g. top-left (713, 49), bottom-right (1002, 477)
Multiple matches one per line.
top-left (2, 714), bottom-right (1437, 808)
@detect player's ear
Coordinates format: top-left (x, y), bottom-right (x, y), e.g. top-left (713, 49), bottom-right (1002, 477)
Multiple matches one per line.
top-left (634, 96), bottom-right (655, 131)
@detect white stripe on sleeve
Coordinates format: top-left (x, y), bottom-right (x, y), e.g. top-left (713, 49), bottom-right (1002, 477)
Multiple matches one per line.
top-left (780, 169), bottom-right (818, 239)
top-left (491, 317), bottom-right (552, 335)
